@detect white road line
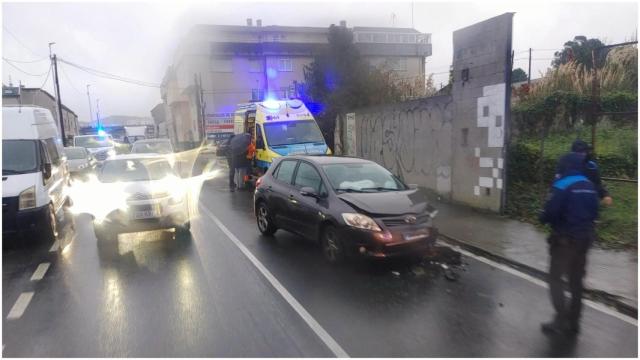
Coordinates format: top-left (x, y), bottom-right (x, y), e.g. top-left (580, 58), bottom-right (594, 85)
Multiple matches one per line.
top-left (200, 205), bottom-right (349, 358)
top-left (439, 241), bottom-right (638, 326)
top-left (49, 240), bottom-right (59, 252)
top-left (7, 292), bottom-right (34, 320)
top-left (30, 262), bottom-right (50, 281)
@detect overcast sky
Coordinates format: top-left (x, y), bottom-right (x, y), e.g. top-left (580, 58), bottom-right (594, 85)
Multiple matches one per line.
top-left (2, 1), bottom-right (637, 123)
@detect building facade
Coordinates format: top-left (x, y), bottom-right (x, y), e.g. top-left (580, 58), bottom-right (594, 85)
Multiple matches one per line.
top-left (2, 85), bottom-right (79, 144)
top-left (161, 20), bottom-right (432, 149)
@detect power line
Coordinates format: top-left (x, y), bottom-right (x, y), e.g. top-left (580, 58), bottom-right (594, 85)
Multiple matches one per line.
top-left (58, 62), bottom-right (84, 95)
top-left (58, 57), bottom-right (161, 88)
top-left (2, 56), bottom-right (49, 63)
top-left (2, 26), bottom-right (44, 59)
top-left (36, 65), bottom-right (53, 89)
top-left (2, 58), bottom-right (51, 77)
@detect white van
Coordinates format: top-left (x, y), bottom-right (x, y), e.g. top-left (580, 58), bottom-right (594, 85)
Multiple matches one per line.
top-left (2, 106), bottom-right (71, 242)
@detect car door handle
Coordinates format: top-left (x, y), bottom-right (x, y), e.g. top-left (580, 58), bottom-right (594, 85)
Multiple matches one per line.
top-left (289, 194), bottom-right (298, 204)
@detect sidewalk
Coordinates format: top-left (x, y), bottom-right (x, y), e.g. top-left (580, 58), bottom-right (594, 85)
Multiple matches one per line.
top-left (428, 195), bottom-right (638, 312)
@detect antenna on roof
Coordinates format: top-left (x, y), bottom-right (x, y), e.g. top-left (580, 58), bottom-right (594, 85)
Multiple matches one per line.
top-left (18, 80), bottom-right (22, 112)
top-left (8, 75), bottom-right (13, 87)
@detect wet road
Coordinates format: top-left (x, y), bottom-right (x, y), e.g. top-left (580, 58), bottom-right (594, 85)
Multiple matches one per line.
top-left (3, 167), bottom-right (638, 357)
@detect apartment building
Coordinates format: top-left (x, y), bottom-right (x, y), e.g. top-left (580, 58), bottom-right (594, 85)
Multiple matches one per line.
top-left (161, 19), bottom-right (432, 148)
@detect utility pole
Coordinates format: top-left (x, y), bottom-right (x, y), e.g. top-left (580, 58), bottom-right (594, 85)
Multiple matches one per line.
top-left (411, 2), bottom-right (414, 28)
top-left (86, 84), bottom-right (94, 124)
top-left (51, 54), bottom-right (66, 146)
top-left (527, 48), bottom-right (532, 85)
top-left (96, 98), bottom-right (101, 129)
top-left (48, 42), bottom-right (66, 146)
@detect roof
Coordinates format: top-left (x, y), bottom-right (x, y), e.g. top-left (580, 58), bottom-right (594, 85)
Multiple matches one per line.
top-left (18, 88), bottom-right (78, 116)
top-left (284, 155), bottom-right (372, 165)
top-left (191, 24), bottom-right (327, 35)
top-left (353, 27), bottom-right (421, 34)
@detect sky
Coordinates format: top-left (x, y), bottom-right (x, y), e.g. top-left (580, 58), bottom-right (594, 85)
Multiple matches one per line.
top-left (2, 1), bottom-right (638, 123)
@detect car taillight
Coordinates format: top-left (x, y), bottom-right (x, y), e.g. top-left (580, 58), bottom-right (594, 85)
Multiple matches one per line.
top-left (256, 176), bottom-right (263, 187)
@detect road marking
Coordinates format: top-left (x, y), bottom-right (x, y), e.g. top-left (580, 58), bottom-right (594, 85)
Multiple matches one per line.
top-left (30, 262), bottom-right (50, 281)
top-left (7, 292), bottom-right (34, 320)
top-left (200, 205), bottom-right (349, 358)
top-left (49, 240), bottom-right (59, 252)
top-left (440, 241), bottom-right (638, 326)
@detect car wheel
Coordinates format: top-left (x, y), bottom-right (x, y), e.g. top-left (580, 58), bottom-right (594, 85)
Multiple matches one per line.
top-left (94, 223), bottom-right (118, 257)
top-left (256, 202), bottom-right (277, 236)
top-left (44, 203), bottom-right (59, 243)
top-left (175, 221), bottom-right (191, 238)
top-left (321, 225), bottom-right (346, 264)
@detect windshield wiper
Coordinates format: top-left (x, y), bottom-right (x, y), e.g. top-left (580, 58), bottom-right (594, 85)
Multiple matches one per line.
top-left (360, 187), bottom-right (400, 192)
top-left (336, 188), bottom-right (367, 193)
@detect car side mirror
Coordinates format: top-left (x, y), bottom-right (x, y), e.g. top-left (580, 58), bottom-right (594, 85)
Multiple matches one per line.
top-left (300, 186), bottom-right (319, 198)
top-left (408, 183), bottom-right (418, 190)
top-left (43, 163), bottom-right (52, 180)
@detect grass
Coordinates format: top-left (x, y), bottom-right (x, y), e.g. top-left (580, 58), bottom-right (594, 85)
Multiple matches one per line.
top-left (508, 126), bottom-right (637, 249)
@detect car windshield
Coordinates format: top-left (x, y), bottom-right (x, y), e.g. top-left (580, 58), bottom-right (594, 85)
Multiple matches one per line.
top-left (2, 140), bottom-right (38, 175)
top-left (322, 163), bottom-right (407, 192)
top-left (131, 141), bottom-right (173, 154)
top-left (263, 121), bottom-right (324, 146)
top-left (75, 136), bottom-right (112, 148)
top-left (64, 148), bottom-right (87, 160)
top-left (99, 158), bottom-right (175, 183)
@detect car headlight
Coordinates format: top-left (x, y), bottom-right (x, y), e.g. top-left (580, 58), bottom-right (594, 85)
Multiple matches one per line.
top-left (18, 186), bottom-right (36, 210)
top-left (342, 213), bottom-right (381, 232)
top-left (107, 149), bottom-right (116, 158)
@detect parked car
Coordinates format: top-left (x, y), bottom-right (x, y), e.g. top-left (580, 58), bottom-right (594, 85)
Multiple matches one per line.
top-left (74, 134), bottom-right (116, 162)
top-left (2, 106), bottom-right (72, 243)
top-left (92, 154), bottom-right (190, 247)
top-left (253, 155), bottom-right (438, 263)
top-left (63, 146), bottom-right (96, 178)
top-left (130, 138), bottom-right (173, 154)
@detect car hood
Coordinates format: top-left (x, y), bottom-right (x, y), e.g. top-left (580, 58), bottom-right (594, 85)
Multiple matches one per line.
top-left (86, 147), bottom-right (112, 154)
top-left (337, 189), bottom-right (432, 216)
top-left (68, 159), bottom-right (88, 169)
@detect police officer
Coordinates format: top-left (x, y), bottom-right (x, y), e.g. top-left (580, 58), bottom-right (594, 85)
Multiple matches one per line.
top-left (540, 151), bottom-right (599, 336)
top-left (556, 139), bottom-right (613, 206)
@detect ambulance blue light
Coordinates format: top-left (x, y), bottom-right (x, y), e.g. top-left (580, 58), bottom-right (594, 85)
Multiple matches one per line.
top-left (97, 129), bottom-right (106, 136)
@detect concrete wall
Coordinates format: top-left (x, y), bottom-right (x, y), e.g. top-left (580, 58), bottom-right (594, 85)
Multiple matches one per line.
top-left (337, 96), bottom-right (454, 194)
top-left (335, 13), bottom-right (513, 212)
top-left (449, 13), bottom-right (513, 211)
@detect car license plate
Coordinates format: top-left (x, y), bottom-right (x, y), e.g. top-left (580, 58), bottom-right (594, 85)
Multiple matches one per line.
top-left (403, 230), bottom-right (429, 242)
top-left (131, 205), bottom-right (161, 220)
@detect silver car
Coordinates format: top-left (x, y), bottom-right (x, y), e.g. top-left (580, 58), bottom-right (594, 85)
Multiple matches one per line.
top-left (63, 146), bottom-right (96, 178)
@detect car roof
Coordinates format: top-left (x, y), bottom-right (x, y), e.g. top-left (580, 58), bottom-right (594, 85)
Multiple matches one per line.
top-left (108, 153), bottom-right (167, 161)
top-left (281, 155), bottom-right (372, 165)
top-left (133, 138), bottom-right (170, 144)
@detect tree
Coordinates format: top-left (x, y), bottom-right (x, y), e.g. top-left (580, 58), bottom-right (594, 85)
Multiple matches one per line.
top-left (552, 36), bottom-right (607, 70)
top-left (512, 68), bottom-right (528, 83)
top-left (303, 25), bottom-right (403, 147)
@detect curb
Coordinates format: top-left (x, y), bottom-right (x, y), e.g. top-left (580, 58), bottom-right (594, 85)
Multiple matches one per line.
top-left (438, 232), bottom-right (638, 319)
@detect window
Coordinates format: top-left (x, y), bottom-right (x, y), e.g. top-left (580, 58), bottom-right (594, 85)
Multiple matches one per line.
top-left (274, 160), bottom-right (297, 184)
top-left (210, 57), bottom-right (232, 73)
top-left (249, 58), bottom-right (263, 73)
top-left (2, 140), bottom-right (38, 174)
top-left (357, 33), bottom-right (372, 42)
top-left (461, 128), bottom-right (468, 147)
top-left (43, 138), bottom-right (61, 165)
top-left (294, 162), bottom-right (323, 193)
top-left (373, 33), bottom-right (386, 43)
top-left (256, 125), bottom-right (265, 150)
top-left (252, 89), bottom-right (265, 101)
top-left (278, 58), bottom-right (293, 72)
top-left (386, 57), bottom-right (407, 71)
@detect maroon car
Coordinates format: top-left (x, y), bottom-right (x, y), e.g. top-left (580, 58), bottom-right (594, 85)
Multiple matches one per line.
top-left (253, 155), bottom-right (438, 263)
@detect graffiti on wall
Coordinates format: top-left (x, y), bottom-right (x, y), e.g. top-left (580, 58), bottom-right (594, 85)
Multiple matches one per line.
top-left (356, 97), bottom-right (454, 194)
